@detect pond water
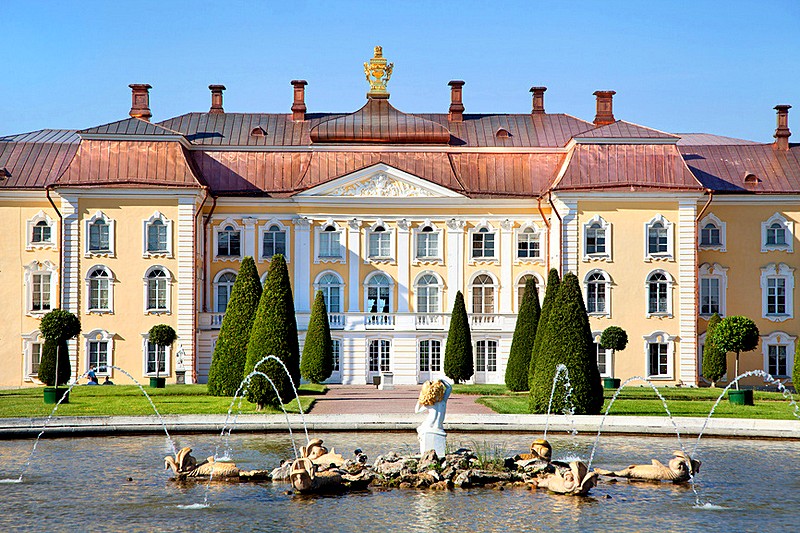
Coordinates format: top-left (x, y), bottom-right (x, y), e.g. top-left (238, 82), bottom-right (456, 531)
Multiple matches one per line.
top-left (1, 431), bottom-right (797, 532)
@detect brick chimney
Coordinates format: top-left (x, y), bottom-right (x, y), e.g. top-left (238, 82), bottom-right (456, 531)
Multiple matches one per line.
top-left (129, 84), bottom-right (152, 121)
top-left (291, 80), bottom-right (307, 121)
top-left (448, 80), bottom-right (465, 122)
top-left (774, 104), bottom-right (792, 151)
top-left (530, 86), bottom-right (547, 115)
top-left (209, 85), bottom-right (226, 114)
top-left (593, 90), bottom-right (616, 126)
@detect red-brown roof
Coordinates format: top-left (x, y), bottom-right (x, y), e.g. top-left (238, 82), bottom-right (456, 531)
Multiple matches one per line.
top-left (575, 120), bottom-right (678, 140)
top-left (0, 130), bottom-right (79, 189)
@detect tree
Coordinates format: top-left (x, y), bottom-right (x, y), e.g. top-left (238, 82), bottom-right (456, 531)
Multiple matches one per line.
top-left (148, 324), bottom-right (176, 381)
top-left (793, 339), bottom-right (800, 390)
top-left (530, 272), bottom-right (603, 415)
top-left (599, 325), bottom-right (628, 376)
top-left (38, 309), bottom-right (81, 387)
top-left (207, 257), bottom-right (263, 396)
top-left (505, 277), bottom-right (540, 391)
top-left (710, 316), bottom-right (759, 390)
top-left (300, 291), bottom-right (334, 384)
top-left (701, 313), bottom-right (727, 387)
top-left (243, 255), bottom-right (300, 409)
top-left (444, 291), bottom-right (473, 384)
top-left (528, 268), bottom-right (560, 396)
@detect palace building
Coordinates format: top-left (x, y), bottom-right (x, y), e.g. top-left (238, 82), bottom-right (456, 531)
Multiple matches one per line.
top-left (1, 47), bottom-right (798, 388)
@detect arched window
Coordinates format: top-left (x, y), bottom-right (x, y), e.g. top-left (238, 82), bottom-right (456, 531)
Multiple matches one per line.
top-left (317, 272), bottom-right (343, 314)
top-left (87, 266), bottom-right (113, 312)
top-left (647, 271), bottom-right (669, 314)
top-left (366, 273), bottom-right (392, 313)
top-left (217, 224), bottom-right (241, 257)
top-left (471, 274), bottom-right (495, 314)
top-left (33, 220), bottom-right (52, 244)
top-left (767, 222), bottom-right (786, 246)
top-left (145, 267), bottom-right (170, 312)
top-left (762, 213), bottom-right (793, 252)
top-left (586, 270), bottom-right (609, 315)
top-left (28, 211), bottom-right (55, 249)
top-left (262, 224), bottom-right (287, 259)
top-left (516, 274), bottom-right (540, 310)
top-left (215, 271), bottom-right (237, 312)
top-left (415, 273), bottom-right (441, 314)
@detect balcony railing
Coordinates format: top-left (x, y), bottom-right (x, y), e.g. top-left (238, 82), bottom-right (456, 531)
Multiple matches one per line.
top-left (365, 313), bottom-right (395, 329)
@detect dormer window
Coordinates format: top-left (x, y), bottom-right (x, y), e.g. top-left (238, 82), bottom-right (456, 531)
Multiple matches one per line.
top-left (495, 128), bottom-right (512, 139)
top-left (250, 126), bottom-right (266, 137)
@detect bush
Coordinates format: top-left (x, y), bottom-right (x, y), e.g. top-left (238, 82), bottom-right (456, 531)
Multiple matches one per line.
top-left (530, 272), bottom-right (603, 415)
top-left (208, 257), bottom-right (263, 396)
top-left (444, 291), bottom-right (473, 384)
top-left (701, 313), bottom-right (726, 387)
top-left (300, 291), bottom-right (334, 384)
top-left (711, 315), bottom-right (759, 389)
top-left (528, 269), bottom-right (560, 396)
top-left (600, 326), bottom-right (628, 353)
top-left (148, 324), bottom-right (177, 347)
top-left (505, 277), bottom-right (540, 391)
top-left (37, 309), bottom-right (81, 387)
top-left (243, 255), bottom-right (300, 409)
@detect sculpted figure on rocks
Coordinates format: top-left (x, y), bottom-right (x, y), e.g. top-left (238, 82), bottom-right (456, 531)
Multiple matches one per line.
top-left (164, 447), bottom-right (241, 479)
top-left (536, 460), bottom-right (598, 496)
top-left (594, 451), bottom-right (701, 483)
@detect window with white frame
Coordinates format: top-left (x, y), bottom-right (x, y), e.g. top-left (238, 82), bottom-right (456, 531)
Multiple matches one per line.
top-left (368, 339), bottom-right (391, 372)
top-left (762, 213), bottom-right (793, 252)
top-left (698, 213), bottom-right (726, 251)
top-left (517, 226), bottom-right (541, 260)
top-left (260, 223), bottom-right (288, 260)
top-left (24, 261), bottom-right (56, 315)
top-left (585, 270), bottom-right (610, 315)
top-left (214, 270), bottom-right (237, 313)
top-left (27, 211), bottom-right (55, 249)
top-left (470, 274), bottom-right (496, 314)
top-left (470, 224), bottom-right (496, 260)
top-left (419, 339), bottom-right (442, 372)
top-left (644, 331), bottom-right (675, 379)
top-left (22, 331), bottom-right (44, 380)
top-left (415, 223), bottom-right (440, 261)
top-left (593, 332), bottom-right (612, 377)
top-left (415, 273), bottom-right (441, 314)
top-left (143, 212), bottom-right (172, 257)
top-left (315, 272), bottom-right (343, 314)
top-left (761, 263), bottom-right (794, 321)
top-left (144, 266), bottom-right (171, 313)
top-left (475, 339), bottom-right (498, 372)
top-left (645, 214), bottom-right (673, 260)
top-left (583, 215), bottom-right (611, 261)
top-left (331, 339), bottom-right (341, 372)
top-left (216, 224), bottom-right (241, 257)
top-left (761, 331), bottom-right (795, 378)
top-left (85, 211), bottom-right (114, 256)
top-left (86, 265), bottom-right (113, 313)
top-left (516, 274), bottom-right (542, 311)
top-left (699, 263), bottom-right (728, 318)
top-left (143, 336), bottom-right (170, 376)
top-left (317, 222), bottom-right (344, 260)
top-left (366, 273), bottom-right (392, 313)
top-left (646, 270), bottom-right (672, 316)
top-left (84, 329), bottom-right (113, 375)
top-left (367, 222), bottom-right (392, 260)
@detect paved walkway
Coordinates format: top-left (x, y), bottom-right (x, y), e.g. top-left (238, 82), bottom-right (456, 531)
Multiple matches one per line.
top-left (309, 385), bottom-right (495, 415)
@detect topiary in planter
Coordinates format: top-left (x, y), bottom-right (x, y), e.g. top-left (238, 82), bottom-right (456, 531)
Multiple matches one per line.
top-left (711, 316), bottom-right (759, 390)
top-left (301, 291), bottom-right (334, 384)
top-left (600, 325), bottom-right (628, 378)
top-left (148, 324), bottom-right (176, 385)
top-left (444, 291), bottom-right (473, 384)
top-left (528, 268), bottom-right (560, 402)
top-left (701, 313), bottom-right (727, 387)
top-left (38, 309), bottom-right (81, 387)
top-left (505, 277), bottom-right (540, 391)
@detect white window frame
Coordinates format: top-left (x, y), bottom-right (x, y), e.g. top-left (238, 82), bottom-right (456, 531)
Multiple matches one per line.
top-left (645, 269), bottom-right (674, 317)
top-left (364, 271), bottom-right (394, 314)
top-left (83, 329), bottom-right (114, 376)
top-left (418, 338), bottom-right (443, 373)
top-left (367, 338), bottom-right (391, 373)
top-left (761, 331), bottom-right (795, 379)
top-left (331, 338), bottom-right (341, 373)
top-left (584, 269), bottom-right (611, 317)
top-left (143, 265), bottom-right (172, 314)
top-left (27, 210), bottom-right (56, 250)
top-left (213, 269), bottom-right (238, 313)
top-left (314, 270), bottom-right (344, 314)
top-left (469, 271), bottom-right (497, 315)
top-left (761, 262), bottom-right (795, 322)
top-left (583, 215), bottom-right (612, 262)
top-left (85, 264), bottom-right (115, 314)
top-left (414, 271), bottom-right (443, 314)
top-left (592, 331), bottom-right (613, 378)
top-left (258, 219), bottom-right (290, 262)
top-left (698, 262), bottom-right (728, 318)
top-left (365, 219), bottom-right (395, 263)
top-left (643, 331), bottom-right (676, 380)
top-left (24, 260), bottom-right (57, 316)
top-left (515, 272), bottom-right (544, 311)
top-left (644, 214), bottom-right (674, 261)
top-left (142, 211), bottom-right (173, 258)
top-left (142, 332), bottom-right (171, 377)
top-left (515, 221), bottom-right (544, 264)
top-left (761, 213), bottom-right (793, 253)
top-left (85, 211), bottom-right (115, 258)
top-left (468, 220), bottom-right (498, 263)
top-left (22, 330), bottom-right (45, 382)
top-left (213, 217), bottom-right (243, 261)
top-left (475, 339), bottom-right (499, 373)
top-left (413, 219), bottom-right (443, 264)
top-left (698, 213), bottom-right (726, 252)
top-left (314, 219), bottom-right (345, 263)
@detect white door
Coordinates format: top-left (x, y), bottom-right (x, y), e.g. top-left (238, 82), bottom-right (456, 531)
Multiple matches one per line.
top-left (367, 339), bottom-right (391, 384)
top-left (325, 338), bottom-right (343, 384)
top-left (473, 339), bottom-right (498, 384)
top-left (418, 339), bottom-right (444, 383)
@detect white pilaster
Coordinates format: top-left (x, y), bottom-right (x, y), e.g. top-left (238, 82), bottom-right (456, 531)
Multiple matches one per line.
top-left (347, 219), bottom-right (361, 313)
top-left (176, 197), bottom-right (197, 384)
top-left (60, 195), bottom-right (79, 379)
top-left (242, 216), bottom-right (257, 259)
top-left (678, 199), bottom-right (698, 385)
top-left (397, 218), bottom-right (411, 313)
top-left (500, 219), bottom-right (513, 313)
top-left (559, 198), bottom-right (579, 275)
top-left (446, 218), bottom-right (465, 308)
top-left (293, 217), bottom-right (312, 313)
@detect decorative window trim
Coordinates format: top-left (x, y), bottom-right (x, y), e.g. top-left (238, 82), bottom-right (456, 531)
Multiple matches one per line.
top-left (141, 332), bottom-right (172, 377)
top-left (414, 271), bottom-right (444, 314)
top-left (85, 264), bottom-right (115, 314)
top-left (761, 212), bottom-right (794, 253)
top-left (83, 329), bottom-right (115, 376)
top-left (469, 271), bottom-right (498, 314)
top-left (142, 265), bottom-right (173, 315)
top-left (583, 215), bottom-right (612, 262)
top-left (364, 219), bottom-right (396, 264)
top-left (514, 271), bottom-right (545, 310)
top-left (366, 337), bottom-right (392, 374)
top-left (363, 271), bottom-right (394, 314)
top-left (258, 219), bottom-right (291, 263)
top-left (514, 220), bottom-right (544, 265)
top-left (643, 330), bottom-right (676, 380)
top-left (24, 260), bottom-right (57, 316)
top-left (26, 210), bottom-right (56, 250)
top-left (592, 331), bottom-right (613, 378)
top-left (213, 217), bottom-right (243, 262)
top-left (213, 268), bottom-right (238, 313)
top-left (84, 211), bottom-right (115, 258)
top-left (142, 211), bottom-right (173, 259)
top-left (22, 330), bottom-right (44, 383)
top-left (330, 338), bottom-right (342, 374)
top-left (474, 338), bottom-right (500, 373)
top-left (313, 270), bottom-right (345, 314)
top-left (698, 262), bottom-right (728, 318)
top-left (644, 214), bottom-right (674, 262)
top-left (468, 219), bottom-right (499, 265)
top-left (584, 269), bottom-right (612, 317)
top-left (761, 330), bottom-right (796, 379)
top-left (698, 213), bottom-right (726, 252)
top-left (760, 262), bottom-right (795, 322)
top-left (412, 219), bottom-right (443, 265)
top-left (314, 219), bottom-right (346, 264)
top-left (645, 269), bottom-right (674, 318)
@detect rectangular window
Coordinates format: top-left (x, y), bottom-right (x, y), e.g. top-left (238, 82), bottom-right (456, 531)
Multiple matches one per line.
top-left (767, 345), bottom-right (788, 377)
top-left (30, 343), bottom-right (42, 376)
top-left (146, 342), bottom-right (166, 374)
top-left (471, 231), bottom-right (495, 258)
top-left (587, 283), bottom-right (606, 314)
top-left (419, 340), bottom-right (430, 372)
top-left (767, 278), bottom-right (786, 315)
top-left (217, 230), bottom-right (241, 257)
top-left (88, 340), bottom-right (109, 373)
top-left (148, 279), bottom-right (168, 310)
top-left (586, 227), bottom-right (606, 255)
top-left (596, 342), bottom-right (607, 376)
top-left (331, 339), bottom-right (341, 372)
top-left (89, 222), bottom-right (110, 252)
top-left (368, 232), bottom-right (391, 258)
top-left (476, 340), bottom-right (497, 372)
top-left (517, 230), bottom-right (540, 259)
top-left (368, 340), bottom-right (390, 373)
top-left (33, 222), bottom-right (52, 243)
top-left (430, 340), bottom-right (441, 372)
top-left (319, 231), bottom-right (341, 258)
top-left (648, 343), bottom-right (669, 377)
top-left (32, 272), bottom-right (52, 311)
top-left (700, 278), bottom-right (720, 316)
top-left (648, 226), bottom-right (668, 254)
top-left (262, 228), bottom-right (287, 259)
top-left (416, 233), bottom-right (438, 259)
top-left (147, 223), bottom-right (168, 252)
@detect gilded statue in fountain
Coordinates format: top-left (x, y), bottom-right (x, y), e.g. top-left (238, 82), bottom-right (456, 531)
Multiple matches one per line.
top-left (594, 450), bottom-right (701, 483)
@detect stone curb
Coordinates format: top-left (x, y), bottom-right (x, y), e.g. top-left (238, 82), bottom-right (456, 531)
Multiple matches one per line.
top-left (0, 414), bottom-right (798, 439)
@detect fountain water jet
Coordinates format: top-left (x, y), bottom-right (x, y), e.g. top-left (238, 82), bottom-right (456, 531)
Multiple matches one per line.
top-left (543, 364), bottom-right (577, 441)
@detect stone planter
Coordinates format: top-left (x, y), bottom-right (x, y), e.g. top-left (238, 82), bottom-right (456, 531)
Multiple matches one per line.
top-left (602, 378), bottom-right (621, 390)
top-left (149, 377), bottom-right (166, 389)
top-left (728, 389), bottom-right (754, 406)
top-left (43, 387), bottom-right (70, 404)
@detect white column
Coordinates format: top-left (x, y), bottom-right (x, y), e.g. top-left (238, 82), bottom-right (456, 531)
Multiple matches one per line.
top-left (500, 219), bottom-right (513, 313)
top-left (397, 219), bottom-right (411, 312)
top-left (60, 195), bottom-right (80, 380)
top-left (347, 219), bottom-right (361, 313)
top-left (176, 197), bottom-right (197, 383)
top-left (293, 217), bottom-right (311, 313)
top-left (678, 198), bottom-right (699, 385)
top-left (446, 219), bottom-right (465, 309)
top-left (242, 216), bottom-right (257, 259)
top-left (558, 199), bottom-right (579, 275)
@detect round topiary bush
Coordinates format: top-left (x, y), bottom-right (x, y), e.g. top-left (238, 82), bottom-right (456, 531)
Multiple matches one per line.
top-left (38, 309), bottom-right (81, 387)
top-left (710, 315), bottom-right (759, 389)
top-left (148, 324), bottom-right (177, 348)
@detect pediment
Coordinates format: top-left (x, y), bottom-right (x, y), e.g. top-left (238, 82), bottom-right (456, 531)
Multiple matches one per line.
top-left (296, 164), bottom-right (465, 198)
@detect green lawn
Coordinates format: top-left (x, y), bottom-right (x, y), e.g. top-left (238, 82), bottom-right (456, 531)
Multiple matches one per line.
top-left (0, 384), bottom-right (325, 418)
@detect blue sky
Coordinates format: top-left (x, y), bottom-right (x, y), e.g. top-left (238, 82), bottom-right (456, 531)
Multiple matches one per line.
top-left (2, 0), bottom-right (799, 141)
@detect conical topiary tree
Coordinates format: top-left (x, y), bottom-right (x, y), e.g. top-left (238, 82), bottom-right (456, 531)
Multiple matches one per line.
top-left (528, 268), bottom-right (560, 396)
top-left (701, 313), bottom-right (726, 387)
top-left (530, 272), bottom-right (603, 415)
top-left (444, 291), bottom-right (473, 384)
top-left (243, 255), bottom-right (300, 409)
top-left (505, 277), bottom-right (540, 391)
top-left (710, 315), bottom-right (759, 390)
top-left (300, 291), bottom-right (334, 384)
top-left (208, 257), bottom-right (263, 396)
top-left (38, 309), bottom-right (81, 387)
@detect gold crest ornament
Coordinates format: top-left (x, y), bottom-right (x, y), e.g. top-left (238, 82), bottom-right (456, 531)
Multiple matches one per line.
top-left (364, 46), bottom-right (393, 98)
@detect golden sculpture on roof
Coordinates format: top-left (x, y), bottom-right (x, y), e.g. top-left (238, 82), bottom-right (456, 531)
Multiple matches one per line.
top-left (364, 46), bottom-right (393, 98)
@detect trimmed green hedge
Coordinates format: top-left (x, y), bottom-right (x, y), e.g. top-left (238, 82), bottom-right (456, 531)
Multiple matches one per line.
top-left (300, 291), bottom-right (334, 384)
top-left (38, 309), bottom-right (81, 387)
top-left (444, 291), bottom-right (473, 384)
top-left (701, 313), bottom-right (726, 386)
top-left (528, 268), bottom-right (560, 399)
top-left (505, 277), bottom-right (540, 391)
